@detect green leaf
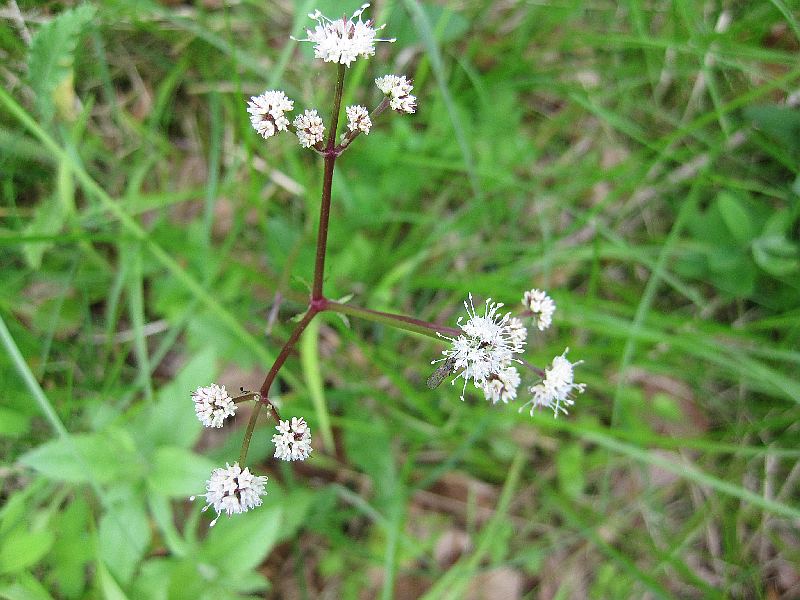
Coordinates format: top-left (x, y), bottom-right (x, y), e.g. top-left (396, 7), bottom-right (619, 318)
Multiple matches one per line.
top-left (0, 572), bottom-right (55, 600)
top-left (27, 5), bottom-right (96, 122)
top-left (98, 496), bottom-right (151, 585)
top-left (48, 498), bottom-right (92, 600)
top-left (199, 504), bottom-right (282, 575)
top-left (744, 104), bottom-right (800, 154)
top-left (651, 394), bottom-right (682, 423)
top-left (556, 443), bottom-right (585, 499)
top-left (96, 560), bottom-right (131, 600)
top-left (131, 347), bottom-right (216, 454)
top-left (708, 254), bottom-right (757, 298)
top-left (300, 318), bottom-right (334, 451)
top-left (146, 447), bottom-right (216, 498)
top-left (343, 417), bottom-right (398, 509)
top-left (0, 526), bottom-right (55, 574)
top-left (131, 558), bottom-right (173, 600)
top-left (0, 489), bottom-right (30, 536)
top-left (273, 489), bottom-right (314, 543)
top-left (0, 406), bottom-right (31, 438)
top-left (715, 193), bottom-right (754, 245)
top-left (752, 235), bottom-right (800, 277)
top-left (389, 3), bottom-right (470, 47)
top-left (20, 196), bottom-right (68, 269)
top-left (18, 430), bottom-right (142, 484)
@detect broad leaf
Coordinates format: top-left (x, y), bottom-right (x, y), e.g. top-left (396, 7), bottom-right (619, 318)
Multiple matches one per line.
top-left (98, 496), bottom-right (151, 585)
top-left (19, 430), bottom-right (141, 484)
top-left (146, 447), bottom-right (216, 498)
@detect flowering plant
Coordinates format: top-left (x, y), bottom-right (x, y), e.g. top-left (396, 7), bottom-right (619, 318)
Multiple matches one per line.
top-left (191, 4), bottom-right (584, 525)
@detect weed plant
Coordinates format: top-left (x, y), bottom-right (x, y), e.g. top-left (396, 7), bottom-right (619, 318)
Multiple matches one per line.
top-left (1, 1), bottom-right (799, 598)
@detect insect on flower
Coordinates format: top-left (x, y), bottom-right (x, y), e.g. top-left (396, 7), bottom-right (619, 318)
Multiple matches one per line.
top-left (426, 356), bottom-right (457, 389)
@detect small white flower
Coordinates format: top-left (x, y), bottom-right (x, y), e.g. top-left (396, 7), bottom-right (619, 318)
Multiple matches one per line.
top-left (190, 462), bottom-right (268, 527)
top-left (438, 294), bottom-right (525, 401)
top-left (191, 384), bottom-right (236, 428)
top-left (375, 74), bottom-right (416, 114)
top-left (375, 74), bottom-right (411, 96)
top-left (508, 317), bottom-right (528, 351)
top-left (480, 366), bottom-right (521, 404)
top-left (521, 348), bottom-right (586, 417)
top-left (293, 3), bottom-right (395, 67)
top-left (247, 90), bottom-right (294, 139)
top-left (293, 109), bottom-right (325, 148)
top-left (272, 417), bottom-right (313, 461)
top-left (346, 104), bottom-right (372, 134)
top-left (522, 289), bottom-right (556, 331)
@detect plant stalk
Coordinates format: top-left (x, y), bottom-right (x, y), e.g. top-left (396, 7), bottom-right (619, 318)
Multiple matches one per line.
top-left (312, 62), bottom-right (347, 300)
top-left (323, 299), bottom-right (461, 339)
top-left (241, 65), bottom-right (349, 466)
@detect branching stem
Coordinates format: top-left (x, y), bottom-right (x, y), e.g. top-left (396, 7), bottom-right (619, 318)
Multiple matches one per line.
top-left (240, 64), bottom-right (451, 466)
top-left (323, 299), bottom-right (461, 339)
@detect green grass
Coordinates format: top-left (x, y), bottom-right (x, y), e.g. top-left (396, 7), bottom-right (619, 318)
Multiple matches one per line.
top-left (2, 1), bottom-right (800, 598)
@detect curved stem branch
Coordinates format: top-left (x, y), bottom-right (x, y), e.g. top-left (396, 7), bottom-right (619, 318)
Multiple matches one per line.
top-left (258, 308), bottom-right (318, 399)
top-left (323, 299), bottom-right (461, 339)
top-left (240, 308), bottom-right (318, 466)
top-left (238, 402), bottom-right (263, 465)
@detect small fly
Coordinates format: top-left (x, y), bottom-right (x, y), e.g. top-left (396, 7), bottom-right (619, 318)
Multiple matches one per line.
top-left (426, 357), bottom-right (457, 389)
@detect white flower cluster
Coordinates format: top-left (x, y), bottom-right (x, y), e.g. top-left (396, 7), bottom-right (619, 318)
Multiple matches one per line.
top-left (438, 294), bottom-right (526, 403)
top-left (523, 288), bottom-right (556, 331)
top-left (189, 388), bottom-right (314, 524)
top-left (437, 290), bottom-right (585, 417)
top-left (294, 3), bottom-right (395, 67)
top-left (191, 462), bottom-right (268, 527)
top-left (247, 92), bottom-right (330, 150)
top-left (294, 109), bottom-right (326, 148)
top-left (192, 384), bottom-right (236, 428)
top-left (346, 105), bottom-right (372, 134)
top-left (375, 75), bottom-right (416, 114)
top-left (272, 417), bottom-right (313, 461)
top-left (521, 349), bottom-right (585, 417)
top-left (247, 90), bottom-right (294, 139)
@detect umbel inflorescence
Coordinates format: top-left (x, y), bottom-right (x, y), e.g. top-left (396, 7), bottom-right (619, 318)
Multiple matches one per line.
top-left (189, 4), bottom-right (585, 526)
top-left (436, 291), bottom-right (585, 416)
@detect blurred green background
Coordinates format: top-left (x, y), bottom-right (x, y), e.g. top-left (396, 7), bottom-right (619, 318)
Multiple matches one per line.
top-left (2, 0), bottom-right (800, 598)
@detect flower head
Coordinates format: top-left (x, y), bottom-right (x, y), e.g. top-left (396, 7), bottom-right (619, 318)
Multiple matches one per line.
top-left (375, 74), bottom-right (416, 113)
top-left (190, 462), bottom-right (268, 527)
top-left (522, 289), bottom-right (556, 331)
top-left (481, 366), bottom-right (521, 404)
top-left (272, 417), bottom-right (313, 461)
top-left (293, 109), bottom-right (325, 148)
top-left (438, 294), bottom-right (525, 401)
top-left (346, 104), bottom-right (372, 134)
top-left (191, 384), bottom-right (236, 428)
top-left (247, 90), bottom-right (294, 139)
top-left (508, 317), bottom-right (527, 351)
top-left (294, 4), bottom-right (395, 67)
top-left (521, 348), bottom-right (585, 417)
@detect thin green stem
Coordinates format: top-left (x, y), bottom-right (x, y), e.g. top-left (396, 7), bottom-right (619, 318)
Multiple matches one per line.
top-left (0, 312), bottom-right (68, 438)
top-left (240, 307), bottom-right (318, 466)
top-left (326, 63), bottom-right (347, 151)
top-left (311, 62), bottom-right (347, 300)
top-left (258, 308), bottom-right (318, 400)
top-left (238, 402), bottom-right (263, 465)
top-left (323, 300), bottom-right (460, 339)
top-left (232, 391), bottom-right (262, 404)
top-left (312, 155), bottom-right (335, 300)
